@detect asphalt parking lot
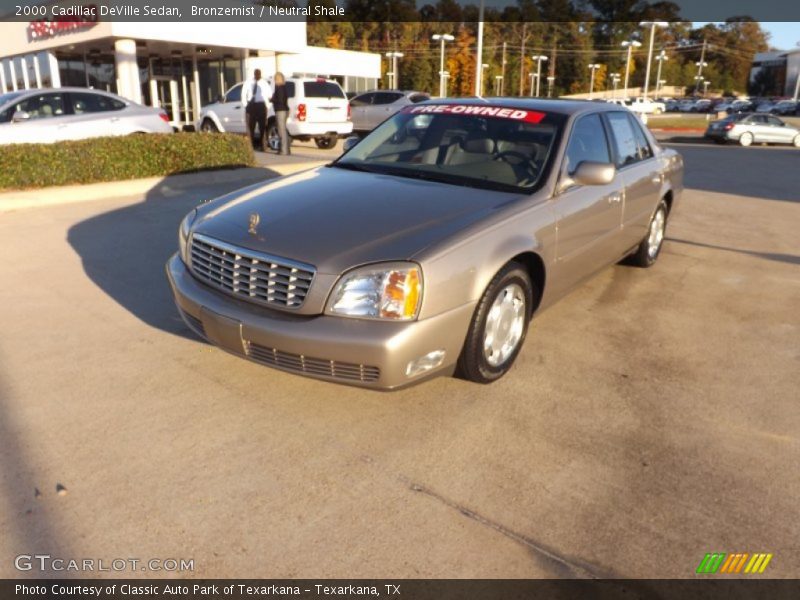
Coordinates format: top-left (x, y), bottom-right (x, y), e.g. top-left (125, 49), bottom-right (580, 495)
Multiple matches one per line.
top-left (1, 140), bottom-right (798, 579)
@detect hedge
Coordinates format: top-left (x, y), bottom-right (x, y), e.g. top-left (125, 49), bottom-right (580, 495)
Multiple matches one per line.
top-left (0, 132), bottom-right (255, 190)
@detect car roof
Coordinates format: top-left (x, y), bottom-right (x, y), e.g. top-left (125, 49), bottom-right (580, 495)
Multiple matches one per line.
top-left (420, 97), bottom-right (627, 117)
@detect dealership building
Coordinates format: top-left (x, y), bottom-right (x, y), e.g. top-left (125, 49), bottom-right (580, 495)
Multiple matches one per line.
top-left (749, 48), bottom-right (800, 98)
top-left (0, 19), bottom-right (381, 127)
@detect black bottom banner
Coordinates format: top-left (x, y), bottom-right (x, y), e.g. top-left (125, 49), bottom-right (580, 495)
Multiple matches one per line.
top-left (3, 579), bottom-right (800, 600)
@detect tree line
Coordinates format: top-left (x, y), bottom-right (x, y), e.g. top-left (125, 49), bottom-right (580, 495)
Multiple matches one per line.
top-left (305, 0), bottom-right (771, 97)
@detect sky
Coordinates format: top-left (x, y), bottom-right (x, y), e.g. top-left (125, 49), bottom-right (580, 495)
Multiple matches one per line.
top-left (760, 23), bottom-right (800, 50)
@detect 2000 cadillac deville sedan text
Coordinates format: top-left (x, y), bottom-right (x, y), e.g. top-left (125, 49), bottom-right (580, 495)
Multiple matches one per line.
top-left (166, 99), bottom-right (684, 389)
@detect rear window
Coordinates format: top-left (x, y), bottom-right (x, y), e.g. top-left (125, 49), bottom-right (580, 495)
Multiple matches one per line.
top-left (303, 81), bottom-right (345, 99)
top-left (409, 93), bottom-right (430, 104)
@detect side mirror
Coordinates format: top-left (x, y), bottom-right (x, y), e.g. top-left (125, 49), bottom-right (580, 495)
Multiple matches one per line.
top-left (342, 135), bottom-right (360, 154)
top-left (12, 110), bottom-right (31, 123)
top-left (572, 161), bottom-right (616, 186)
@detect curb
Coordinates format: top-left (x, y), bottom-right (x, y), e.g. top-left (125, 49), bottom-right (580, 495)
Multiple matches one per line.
top-left (0, 161), bottom-right (326, 213)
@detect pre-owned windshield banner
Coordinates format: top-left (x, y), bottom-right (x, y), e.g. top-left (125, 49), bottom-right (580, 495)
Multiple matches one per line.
top-left (402, 104), bottom-right (547, 124)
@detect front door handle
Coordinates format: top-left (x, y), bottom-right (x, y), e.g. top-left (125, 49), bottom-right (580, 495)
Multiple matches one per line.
top-left (651, 173), bottom-right (663, 185)
top-left (608, 192), bottom-right (622, 204)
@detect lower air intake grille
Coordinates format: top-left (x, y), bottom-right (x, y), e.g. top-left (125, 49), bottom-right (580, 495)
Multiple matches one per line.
top-left (245, 340), bottom-right (380, 383)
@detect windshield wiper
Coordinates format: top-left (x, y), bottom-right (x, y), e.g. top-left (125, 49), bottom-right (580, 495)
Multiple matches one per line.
top-left (328, 162), bottom-right (380, 173)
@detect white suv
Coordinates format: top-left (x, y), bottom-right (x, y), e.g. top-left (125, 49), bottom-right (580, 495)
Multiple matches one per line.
top-left (196, 77), bottom-right (352, 150)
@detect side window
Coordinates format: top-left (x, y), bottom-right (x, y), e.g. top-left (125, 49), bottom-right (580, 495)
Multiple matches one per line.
top-left (70, 92), bottom-right (125, 114)
top-left (606, 111), bottom-right (639, 168)
top-left (564, 113), bottom-right (611, 175)
top-left (766, 116), bottom-right (783, 126)
top-left (409, 93), bottom-right (430, 104)
top-left (626, 113), bottom-right (653, 161)
top-left (225, 84), bottom-right (243, 103)
top-left (13, 93), bottom-right (66, 120)
top-left (350, 93), bottom-right (374, 107)
top-left (285, 81), bottom-right (296, 98)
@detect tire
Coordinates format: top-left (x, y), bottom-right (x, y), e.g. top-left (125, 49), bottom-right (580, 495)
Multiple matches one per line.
top-left (793, 135), bottom-right (800, 148)
top-left (266, 120), bottom-right (280, 152)
top-left (739, 132), bottom-right (754, 147)
top-left (315, 134), bottom-right (337, 150)
top-left (654, 108), bottom-right (662, 115)
top-left (625, 199), bottom-right (669, 268)
top-left (200, 119), bottom-right (218, 133)
top-left (456, 262), bottom-right (535, 384)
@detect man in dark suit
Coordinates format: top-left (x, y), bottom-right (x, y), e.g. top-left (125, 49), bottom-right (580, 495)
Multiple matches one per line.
top-left (241, 69), bottom-right (271, 150)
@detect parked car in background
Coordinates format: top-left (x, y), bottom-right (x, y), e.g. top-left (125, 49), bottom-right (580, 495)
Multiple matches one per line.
top-left (665, 99), bottom-right (680, 112)
top-left (770, 100), bottom-right (798, 116)
top-left (197, 77), bottom-right (352, 150)
top-left (730, 100), bottom-right (754, 113)
top-left (350, 90), bottom-right (430, 134)
top-left (626, 97), bottom-right (666, 115)
top-left (705, 113), bottom-right (800, 147)
top-left (0, 88), bottom-right (172, 144)
top-left (755, 100), bottom-right (775, 113)
top-left (168, 99), bottom-right (683, 389)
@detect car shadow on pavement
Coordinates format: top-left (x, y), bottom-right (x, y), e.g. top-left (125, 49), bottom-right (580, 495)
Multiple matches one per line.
top-left (666, 237), bottom-right (800, 266)
top-left (67, 169), bottom-right (278, 341)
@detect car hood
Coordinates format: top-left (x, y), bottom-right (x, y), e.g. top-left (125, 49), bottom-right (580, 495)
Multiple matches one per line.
top-left (192, 166), bottom-right (520, 275)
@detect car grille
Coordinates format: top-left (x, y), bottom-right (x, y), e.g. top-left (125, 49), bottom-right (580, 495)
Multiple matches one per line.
top-left (245, 340), bottom-right (381, 383)
top-left (190, 233), bottom-right (315, 309)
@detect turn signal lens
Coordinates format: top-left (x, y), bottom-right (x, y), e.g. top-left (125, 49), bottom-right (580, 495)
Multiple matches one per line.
top-left (297, 103), bottom-right (306, 122)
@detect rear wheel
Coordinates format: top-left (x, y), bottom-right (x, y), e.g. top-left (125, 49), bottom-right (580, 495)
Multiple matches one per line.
top-left (739, 132), bottom-right (754, 147)
top-left (625, 199), bottom-right (669, 268)
top-left (314, 134), bottom-right (337, 149)
top-left (200, 119), bottom-right (218, 133)
top-left (793, 135), bottom-right (800, 148)
top-left (266, 120), bottom-right (280, 152)
top-left (456, 262), bottom-right (535, 384)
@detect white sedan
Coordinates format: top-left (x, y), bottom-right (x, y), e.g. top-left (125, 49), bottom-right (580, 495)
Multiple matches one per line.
top-left (0, 88), bottom-right (173, 144)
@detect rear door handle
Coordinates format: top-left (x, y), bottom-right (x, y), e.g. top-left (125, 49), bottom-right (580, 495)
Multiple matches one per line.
top-left (651, 173), bottom-right (663, 185)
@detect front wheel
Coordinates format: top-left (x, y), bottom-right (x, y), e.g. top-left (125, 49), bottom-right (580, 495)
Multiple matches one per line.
top-left (739, 132), bottom-right (754, 147)
top-left (456, 262), bottom-right (535, 384)
top-left (200, 119), bottom-right (218, 133)
top-left (793, 134), bottom-right (800, 148)
top-left (314, 134), bottom-right (337, 149)
top-left (625, 199), bottom-right (669, 268)
top-left (266, 121), bottom-right (280, 152)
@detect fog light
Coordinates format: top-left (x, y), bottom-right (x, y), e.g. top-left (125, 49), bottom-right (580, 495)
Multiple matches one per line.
top-left (406, 350), bottom-right (446, 378)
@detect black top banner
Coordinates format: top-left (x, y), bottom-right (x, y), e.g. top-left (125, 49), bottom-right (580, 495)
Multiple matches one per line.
top-left (1, 0), bottom-right (800, 23)
top-left (4, 579), bottom-right (800, 600)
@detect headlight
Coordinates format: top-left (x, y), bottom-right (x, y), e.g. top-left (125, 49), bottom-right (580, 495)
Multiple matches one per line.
top-left (178, 209), bottom-right (197, 264)
top-left (326, 262), bottom-right (422, 321)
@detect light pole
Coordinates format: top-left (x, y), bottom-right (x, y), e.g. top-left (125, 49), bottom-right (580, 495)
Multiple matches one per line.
top-left (588, 63), bottom-right (601, 99)
top-left (431, 33), bottom-right (454, 98)
top-left (547, 75), bottom-right (555, 98)
top-left (639, 21), bottom-right (668, 100)
top-left (494, 75), bottom-right (503, 96)
top-left (474, 0), bottom-right (485, 96)
top-left (654, 50), bottom-right (668, 98)
top-left (480, 63), bottom-right (489, 96)
top-left (528, 73), bottom-right (535, 97)
top-left (531, 55), bottom-right (548, 97)
top-left (621, 40), bottom-right (642, 99)
top-left (657, 79), bottom-right (667, 96)
top-left (442, 71), bottom-right (450, 96)
top-left (694, 60), bottom-right (708, 94)
top-left (611, 73), bottom-right (621, 98)
top-left (385, 52), bottom-right (404, 89)
top-left (703, 79), bottom-right (710, 96)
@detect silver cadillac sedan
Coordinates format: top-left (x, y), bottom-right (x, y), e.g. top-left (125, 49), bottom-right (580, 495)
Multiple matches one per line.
top-left (166, 99), bottom-right (683, 389)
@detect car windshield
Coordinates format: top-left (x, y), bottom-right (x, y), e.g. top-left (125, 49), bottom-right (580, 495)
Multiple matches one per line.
top-left (334, 104), bottom-right (566, 193)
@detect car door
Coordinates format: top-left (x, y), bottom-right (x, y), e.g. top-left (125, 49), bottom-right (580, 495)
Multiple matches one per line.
top-left (551, 112), bottom-right (625, 292)
top-left (65, 91), bottom-right (128, 139)
top-left (216, 84), bottom-right (245, 133)
top-left (766, 115), bottom-right (795, 143)
top-left (349, 92), bottom-right (375, 131)
top-left (605, 111), bottom-right (663, 249)
top-left (0, 91), bottom-right (70, 144)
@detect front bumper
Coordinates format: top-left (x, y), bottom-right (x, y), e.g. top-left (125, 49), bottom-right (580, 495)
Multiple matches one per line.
top-left (166, 254), bottom-right (474, 389)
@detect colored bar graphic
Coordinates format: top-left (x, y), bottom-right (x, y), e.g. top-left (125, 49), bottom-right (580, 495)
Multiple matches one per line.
top-left (701, 552), bottom-right (773, 575)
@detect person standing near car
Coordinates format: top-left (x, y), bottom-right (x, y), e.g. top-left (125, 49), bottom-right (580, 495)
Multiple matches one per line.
top-left (271, 72), bottom-right (290, 155)
top-left (242, 68), bottom-right (271, 151)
